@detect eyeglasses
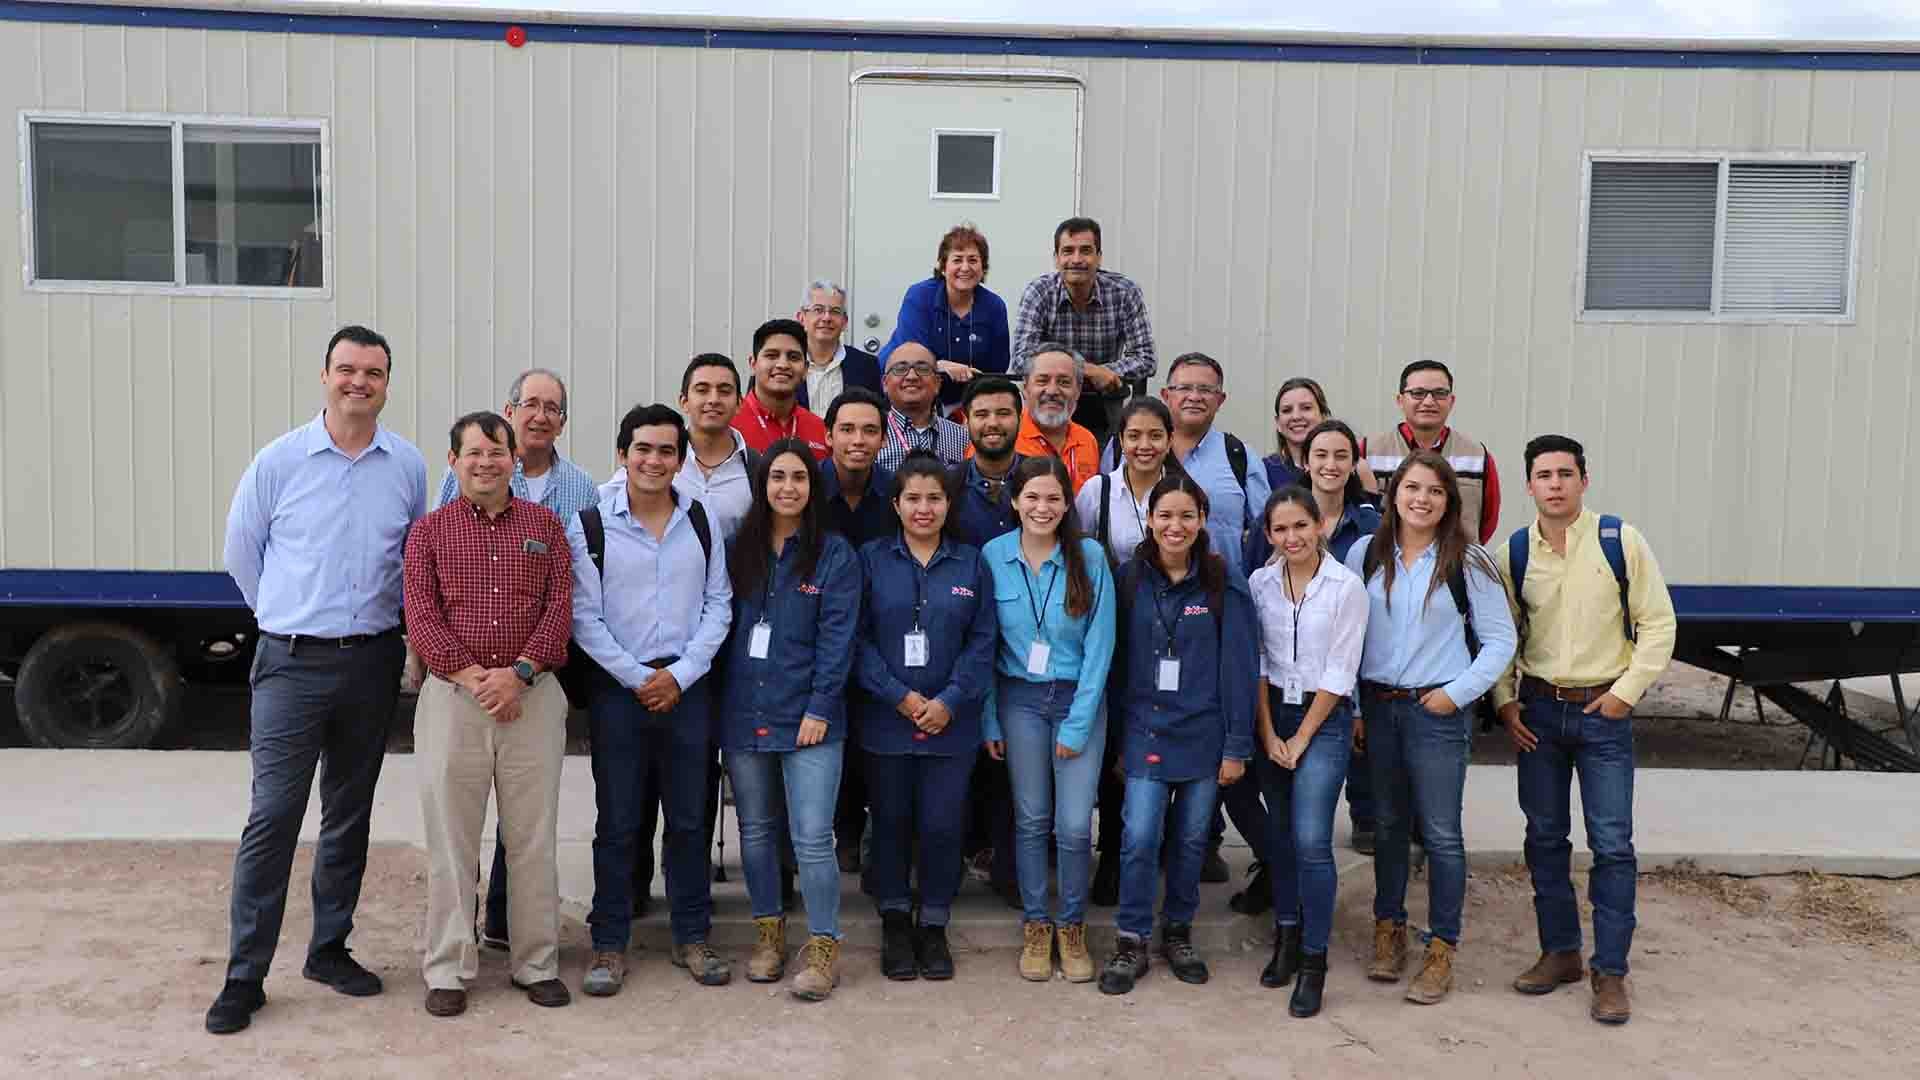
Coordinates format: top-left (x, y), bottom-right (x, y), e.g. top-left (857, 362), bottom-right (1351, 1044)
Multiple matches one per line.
top-left (1164, 383), bottom-right (1221, 398)
top-left (886, 362), bottom-right (936, 378)
top-left (1401, 387), bottom-right (1452, 402)
top-left (801, 304), bottom-right (848, 319)
top-left (512, 399), bottom-right (567, 418)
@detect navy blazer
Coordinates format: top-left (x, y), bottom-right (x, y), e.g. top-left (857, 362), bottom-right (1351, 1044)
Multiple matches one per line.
top-left (1109, 557), bottom-right (1258, 782)
top-left (854, 535), bottom-right (997, 756)
top-left (795, 346), bottom-right (882, 412)
top-left (720, 531), bottom-right (861, 751)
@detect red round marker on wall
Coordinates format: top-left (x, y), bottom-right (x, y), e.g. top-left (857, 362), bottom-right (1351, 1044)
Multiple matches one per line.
top-left (504, 25), bottom-right (527, 48)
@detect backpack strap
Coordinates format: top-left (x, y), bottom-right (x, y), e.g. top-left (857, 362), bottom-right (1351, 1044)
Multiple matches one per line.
top-left (579, 506), bottom-right (606, 578)
top-left (1223, 432), bottom-right (1250, 499)
top-left (742, 446), bottom-right (762, 476)
top-left (1098, 473), bottom-right (1113, 553)
top-left (1507, 525), bottom-right (1532, 639)
top-left (687, 498), bottom-right (714, 566)
top-left (1447, 563), bottom-right (1479, 658)
top-left (1597, 514), bottom-right (1634, 643)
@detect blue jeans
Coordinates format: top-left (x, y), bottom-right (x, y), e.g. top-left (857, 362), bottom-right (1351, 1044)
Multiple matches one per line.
top-left (1000, 678), bottom-right (1106, 926)
top-left (1517, 696), bottom-right (1638, 975)
top-left (588, 683), bottom-right (715, 950)
top-left (1115, 774), bottom-right (1219, 939)
top-left (1259, 698), bottom-right (1352, 955)
top-left (1364, 691), bottom-right (1470, 945)
top-left (728, 741), bottom-right (845, 939)
top-left (866, 751), bottom-right (975, 926)
top-left (228, 633), bottom-right (403, 983)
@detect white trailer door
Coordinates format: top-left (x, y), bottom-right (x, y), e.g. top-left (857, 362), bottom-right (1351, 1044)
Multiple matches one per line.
top-left (849, 75), bottom-right (1081, 354)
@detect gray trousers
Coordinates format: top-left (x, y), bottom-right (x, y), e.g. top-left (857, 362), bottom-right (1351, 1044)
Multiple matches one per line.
top-left (226, 632), bottom-right (404, 983)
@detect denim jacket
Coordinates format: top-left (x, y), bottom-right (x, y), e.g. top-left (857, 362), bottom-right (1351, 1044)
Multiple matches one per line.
top-left (854, 535), bottom-right (998, 756)
top-left (1108, 558), bottom-right (1258, 782)
top-left (719, 531), bottom-right (861, 751)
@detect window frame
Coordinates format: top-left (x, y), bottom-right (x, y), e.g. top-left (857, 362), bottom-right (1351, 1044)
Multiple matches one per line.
top-left (1576, 149), bottom-right (1864, 325)
top-left (19, 110), bottom-right (333, 299)
top-left (927, 127), bottom-right (1003, 201)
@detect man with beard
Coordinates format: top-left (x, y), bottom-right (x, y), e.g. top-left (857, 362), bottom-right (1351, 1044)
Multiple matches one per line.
top-left (1006, 344), bottom-right (1100, 495)
top-left (1010, 218), bottom-right (1157, 446)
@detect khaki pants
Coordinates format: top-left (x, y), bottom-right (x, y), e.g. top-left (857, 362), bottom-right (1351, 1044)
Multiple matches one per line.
top-left (416, 672), bottom-right (566, 990)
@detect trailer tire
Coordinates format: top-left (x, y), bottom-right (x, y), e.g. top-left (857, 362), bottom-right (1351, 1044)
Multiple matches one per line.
top-left (14, 622), bottom-right (182, 749)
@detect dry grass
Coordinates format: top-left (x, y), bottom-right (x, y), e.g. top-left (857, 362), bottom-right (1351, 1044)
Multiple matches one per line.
top-left (1645, 858), bottom-right (1771, 915)
top-left (1788, 872), bottom-right (1915, 951)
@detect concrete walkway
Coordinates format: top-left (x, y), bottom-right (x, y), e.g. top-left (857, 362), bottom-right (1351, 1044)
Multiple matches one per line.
top-left (3, 750), bottom-right (1916, 949)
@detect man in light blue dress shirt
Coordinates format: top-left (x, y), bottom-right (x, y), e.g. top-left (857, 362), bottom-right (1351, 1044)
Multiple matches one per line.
top-left (207, 326), bottom-right (428, 1035)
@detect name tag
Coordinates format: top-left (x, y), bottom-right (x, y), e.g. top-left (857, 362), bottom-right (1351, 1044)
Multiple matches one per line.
top-left (1157, 658), bottom-right (1181, 693)
top-left (522, 538), bottom-right (548, 555)
top-left (1026, 641), bottom-right (1051, 676)
top-left (1282, 672), bottom-right (1305, 706)
top-left (904, 630), bottom-right (929, 669)
top-left (748, 622), bottom-right (772, 660)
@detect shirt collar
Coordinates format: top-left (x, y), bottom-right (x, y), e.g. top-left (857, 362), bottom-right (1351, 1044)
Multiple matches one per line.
top-left (1529, 508), bottom-right (1598, 552)
top-left (999, 536), bottom-right (1066, 569)
top-left (612, 484), bottom-right (686, 523)
top-left (810, 346), bottom-right (846, 373)
top-left (889, 531), bottom-right (953, 565)
top-left (302, 410), bottom-right (392, 458)
top-left (462, 495), bottom-right (518, 521)
top-left (1050, 271), bottom-right (1104, 309)
top-left (1397, 421), bottom-right (1451, 452)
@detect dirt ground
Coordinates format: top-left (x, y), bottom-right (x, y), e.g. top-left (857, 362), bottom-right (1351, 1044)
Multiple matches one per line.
top-left (2, 842), bottom-right (1915, 1079)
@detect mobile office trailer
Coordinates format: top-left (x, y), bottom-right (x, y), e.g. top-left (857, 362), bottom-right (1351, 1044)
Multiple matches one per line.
top-left (0, 0), bottom-right (1916, 752)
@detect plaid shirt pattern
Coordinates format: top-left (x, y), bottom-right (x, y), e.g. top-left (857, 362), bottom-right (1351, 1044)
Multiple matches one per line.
top-left (1010, 269), bottom-right (1158, 381)
top-left (402, 497), bottom-right (574, 678)
top-left (875, 406), bottom-right (971, 474)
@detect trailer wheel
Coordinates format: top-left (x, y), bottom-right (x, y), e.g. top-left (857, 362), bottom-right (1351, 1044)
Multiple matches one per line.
top-left (14, 622), bottom-right (182, 749)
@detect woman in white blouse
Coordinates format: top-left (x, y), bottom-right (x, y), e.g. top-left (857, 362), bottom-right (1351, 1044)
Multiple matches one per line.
top-left (1248, 486), bottom-right (1369, 1018)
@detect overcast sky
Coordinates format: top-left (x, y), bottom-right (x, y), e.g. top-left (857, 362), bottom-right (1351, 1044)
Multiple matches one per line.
top-left (401, 1), bottom-right (1920, 40)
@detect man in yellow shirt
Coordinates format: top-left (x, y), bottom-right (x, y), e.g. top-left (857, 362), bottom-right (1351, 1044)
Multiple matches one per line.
top-left (1493, 434), bottom-right (1676, 1028)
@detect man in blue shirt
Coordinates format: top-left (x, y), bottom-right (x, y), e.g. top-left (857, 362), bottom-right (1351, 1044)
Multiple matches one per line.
top-left (207, 325), bottom-right (428, 1036)
top-left (572, 404), bottom-right (735, 997)
top-left (948, 376), bottom-right (1025, 549)
top-left (433, 368), bottom-right (599, 520)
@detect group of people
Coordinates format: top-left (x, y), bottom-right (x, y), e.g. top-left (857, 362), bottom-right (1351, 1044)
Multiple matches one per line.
top-left (206, 215), bottom-right (1677, 1038)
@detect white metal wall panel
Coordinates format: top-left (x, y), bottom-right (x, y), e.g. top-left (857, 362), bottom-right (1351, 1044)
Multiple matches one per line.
top-left (3, 21), bottom-right (1918, 587)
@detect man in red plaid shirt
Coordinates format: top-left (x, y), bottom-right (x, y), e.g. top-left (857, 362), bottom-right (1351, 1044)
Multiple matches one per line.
top-left (403, 412), bottom-right (574, 1018)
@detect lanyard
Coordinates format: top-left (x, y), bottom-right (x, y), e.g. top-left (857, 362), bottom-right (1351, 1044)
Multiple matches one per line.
top-left (911, 555), bottom-right (930, 630)
top-left (1283, 554), bottom-right (1324, 665)
top-left (1021, 557), bottom-right (1060, 643)
top-left (1122, 470), bottom-right (1157, 545)
top-left (1152, 579), bottom-right (1188, 658)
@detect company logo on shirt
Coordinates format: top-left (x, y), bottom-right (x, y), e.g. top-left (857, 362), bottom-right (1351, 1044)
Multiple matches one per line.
top-left (951, 585), bottom-right (976, 598)
top-left (797, 583), bottom-right (822, 595)
top-left (1183, 605), bottom-right (1210, 616)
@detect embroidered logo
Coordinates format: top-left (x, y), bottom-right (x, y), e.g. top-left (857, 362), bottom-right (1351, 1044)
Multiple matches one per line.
top-left (1183, 605), bottom-right (1210, 616)
top-left (951, 585), bottom-right (976, 598)
top-left (797, 583), bottom-right (822, 595)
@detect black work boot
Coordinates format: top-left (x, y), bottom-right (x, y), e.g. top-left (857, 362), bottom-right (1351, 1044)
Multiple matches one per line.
top-left (1158, 922), bottom-right (1209, 984)
top-left (1229, 860), bottom-right (1273, 915)
top-left (914, 922), bottom-right (955, 980)
top-left (880, 910), bottom-right (918, 981)
top-left (1098, 934), bottom-right (1149, 995)
top-left (1289, 950), bottom-right (1328, 1018)
top-left (1261, 924), bottom-right (1303, 988)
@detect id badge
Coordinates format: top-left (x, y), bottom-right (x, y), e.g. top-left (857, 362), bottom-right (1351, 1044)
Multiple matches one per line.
top-left (1025, 641), bottom-right (1052, 676)
top-left (748, 622), bottom-right (772, 660)
top-left (1282, 672), bottom-right (1305, 705)
top-left (1157, 658), bottom-right (1182, 693)
top-left (904, 630), bottom-right (929, 669)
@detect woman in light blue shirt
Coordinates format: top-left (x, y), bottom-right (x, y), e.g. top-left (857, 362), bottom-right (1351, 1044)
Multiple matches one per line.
top-left (981, 455), bottom-right (1115, 985)
top-left (1342, 449), bottom-right (1516, 1007)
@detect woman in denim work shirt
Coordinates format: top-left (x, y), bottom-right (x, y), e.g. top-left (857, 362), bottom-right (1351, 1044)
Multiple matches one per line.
top-left (1249, 486), bottom-right (1370, 1017)
top-left (1097, 474), bottom-right (1256, 997)
top-left (981, 456), bottom-right (1115, 986)
top-left (721, 439), bottom-right (862, 1002)
top-left (854, 451), bottom-right (997, 982)
top-left (1343, 449), bottom-right (1516, 1007)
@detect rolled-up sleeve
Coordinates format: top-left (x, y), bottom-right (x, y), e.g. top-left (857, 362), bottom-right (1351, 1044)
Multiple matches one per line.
top-left (1318, 576), bottom-right (1370, 698)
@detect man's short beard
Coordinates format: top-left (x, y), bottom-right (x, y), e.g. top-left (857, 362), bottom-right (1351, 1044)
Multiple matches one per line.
top-left (1031, 404), bottom-right (1071, 429)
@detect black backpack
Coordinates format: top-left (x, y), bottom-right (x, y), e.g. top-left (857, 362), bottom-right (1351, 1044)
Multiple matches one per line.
top-left (556, 498), bottom-right (714, 708)
top-left (1361, 543), bottom-right (1479, 658)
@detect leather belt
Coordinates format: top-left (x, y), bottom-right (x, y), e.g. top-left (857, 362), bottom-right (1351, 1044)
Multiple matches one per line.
top-left (263, 627), bottom-right (400, 651)
top-left (1358, 680), bottom-right (1443, 701)
top-left (1520, 676), bottom-right (1612, 705)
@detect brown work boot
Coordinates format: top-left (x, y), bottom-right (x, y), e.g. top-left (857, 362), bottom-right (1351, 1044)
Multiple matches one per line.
top-left (1366, 919), bottom-right (1408, 982)
top-left (1405, 938), bottom-right (1456, 1004)
top-left (1057, 923), bottom-right (1094, 983)
top-left (1019, 921), bottom-right (1055, 982)
top-left (1514, 950), bottom-right (1584, 995)
top-left (748, 916), bottom-right (787, 983)
top-left (789, 935), bottom-right (841, 1001)
top-left (1590, 971), bottom-right (1631, 1025)
top-left (581, 951), bottom-right (626, 997)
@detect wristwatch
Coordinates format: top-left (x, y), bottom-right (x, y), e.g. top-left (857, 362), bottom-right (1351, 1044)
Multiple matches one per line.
top-left (512, 659), bottom-right (537, 686)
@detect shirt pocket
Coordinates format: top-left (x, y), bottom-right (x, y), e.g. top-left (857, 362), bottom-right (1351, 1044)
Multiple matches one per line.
top-left (507, 546), bottom-right (552, 607)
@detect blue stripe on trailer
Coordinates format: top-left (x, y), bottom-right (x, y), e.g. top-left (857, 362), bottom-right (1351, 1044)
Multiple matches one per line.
top-left (0, 570), bottom-right (246, 609)
top-left (5, 3), bottom-right (1920, 72)
top-left (1671, 586), bottom-right (1920, 623)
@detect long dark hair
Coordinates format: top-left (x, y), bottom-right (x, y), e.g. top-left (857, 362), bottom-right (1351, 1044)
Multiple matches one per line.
top-left (1135, 473), bottom-right (1225, 615)
top-left (1272, 376), bottom-right (1331, 462)
top-left (891, 449), bottom-right (957, 542)
top-left (731, 438), bottom-right (827, 598)
top-left (1363, 449), bottom-right (1499, 612)
top-left (1009, 455), bottom-right (1095, 618)
top-left (1301, 419), bottom-right (1368, 509)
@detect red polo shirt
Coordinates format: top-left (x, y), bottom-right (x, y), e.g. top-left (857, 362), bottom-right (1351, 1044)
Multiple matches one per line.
top-left (733, 390), bottom-right (829, 461)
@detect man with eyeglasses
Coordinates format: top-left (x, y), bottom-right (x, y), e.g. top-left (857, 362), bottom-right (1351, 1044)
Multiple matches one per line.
top-left (875, 342), bottom-right (970, 473)
top-left (795, 279), bottom-right (882, 412)
top-left (1363, 360), bottom-right (1503, 544)
top-left (435, 368), bottom-right (600, 524)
